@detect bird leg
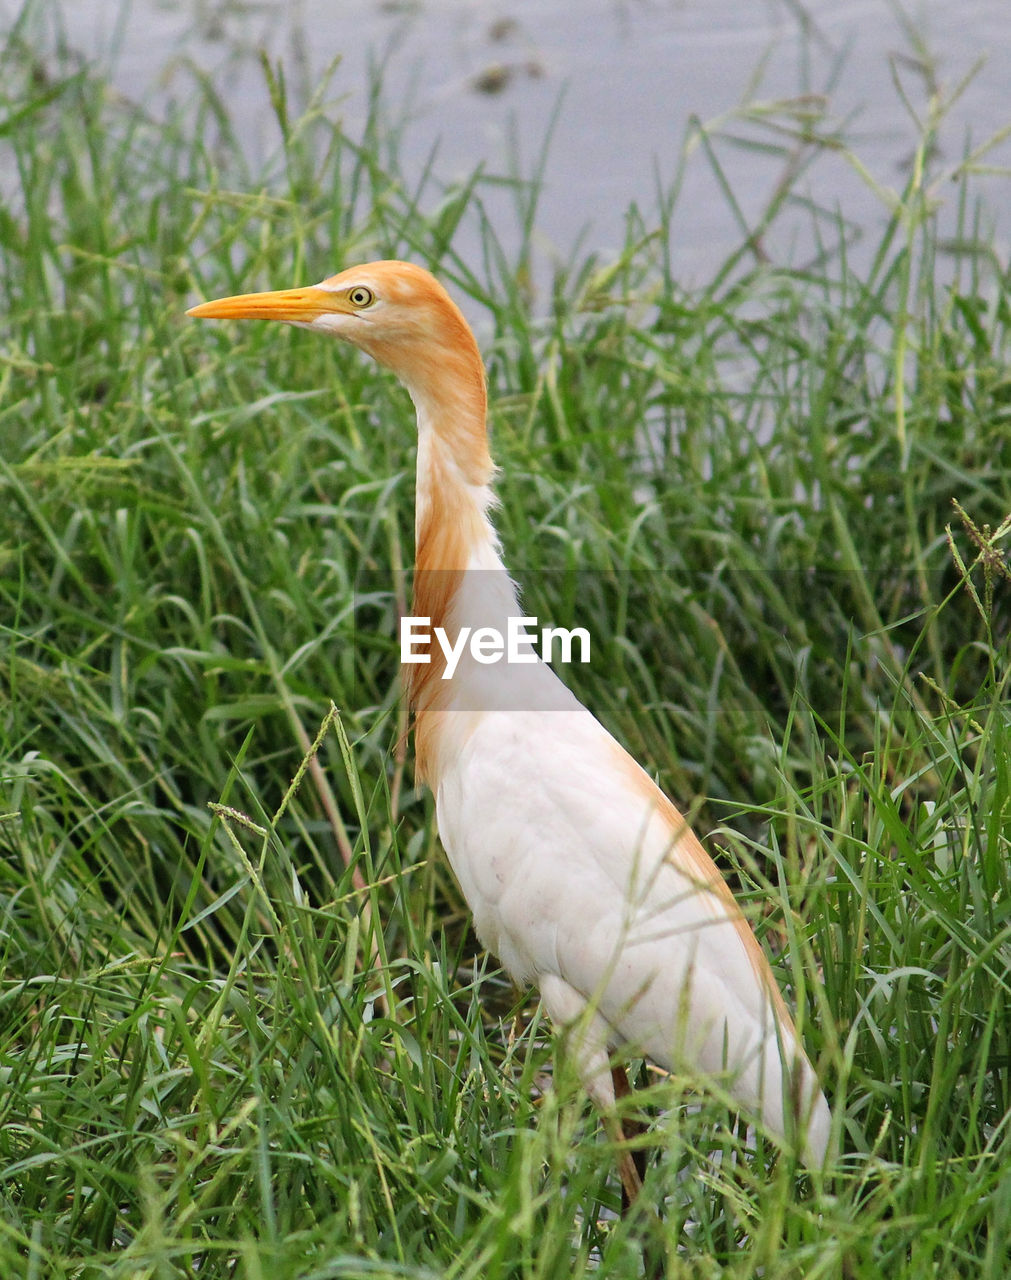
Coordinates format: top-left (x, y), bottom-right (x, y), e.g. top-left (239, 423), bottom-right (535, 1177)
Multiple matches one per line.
top-left (601, 1107), bottom-right (645, 1209)
top-left (609, 1064), bottom-right (665, 1280)
top-left (537, 976), bottom-right (660, 1260)
top-left (610, 1064), bottom-right (649, 1212)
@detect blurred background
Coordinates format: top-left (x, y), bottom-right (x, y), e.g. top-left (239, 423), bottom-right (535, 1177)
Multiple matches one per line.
top-left (33, 0), bottom-right (1011, 282)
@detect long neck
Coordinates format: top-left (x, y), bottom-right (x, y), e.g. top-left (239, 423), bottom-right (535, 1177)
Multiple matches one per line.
top-left (403, 343), bottom-right (511, 781)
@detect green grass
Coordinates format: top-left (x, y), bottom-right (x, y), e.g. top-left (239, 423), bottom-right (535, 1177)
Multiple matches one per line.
top-left (2, 3), bottom-right (1011, 1276)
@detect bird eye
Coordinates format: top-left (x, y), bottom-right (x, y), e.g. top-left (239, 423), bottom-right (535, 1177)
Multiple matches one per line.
top-left (347, 286), bottom-right (375, 308)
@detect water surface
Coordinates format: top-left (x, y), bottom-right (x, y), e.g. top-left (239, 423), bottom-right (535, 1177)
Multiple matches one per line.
top-left (16, 0), bottom-right (1011, 278)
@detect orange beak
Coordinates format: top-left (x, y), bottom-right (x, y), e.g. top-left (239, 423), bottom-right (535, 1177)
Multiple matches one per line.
top-left (186, 284), bottom-right (339, 323)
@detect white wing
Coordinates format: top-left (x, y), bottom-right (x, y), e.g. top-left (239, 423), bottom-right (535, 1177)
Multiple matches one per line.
top-left (435, 698), bottom-right (829, 1162)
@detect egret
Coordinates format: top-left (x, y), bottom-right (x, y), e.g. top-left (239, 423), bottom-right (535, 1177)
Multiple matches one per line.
top-left (187, 262), bottom-right (831, 1200)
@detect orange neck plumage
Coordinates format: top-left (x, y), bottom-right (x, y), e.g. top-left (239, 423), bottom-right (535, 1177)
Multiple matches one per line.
top-left (402, 313), bottom-right (496, 783)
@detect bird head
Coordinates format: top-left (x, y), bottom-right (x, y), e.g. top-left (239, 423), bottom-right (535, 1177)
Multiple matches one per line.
top-left (187, 260), bottom-right (483, 405)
